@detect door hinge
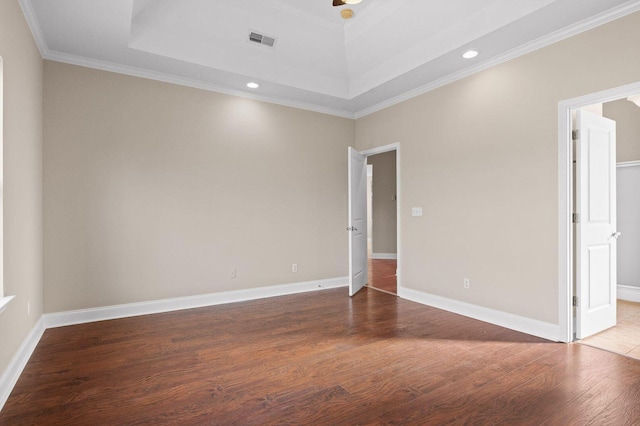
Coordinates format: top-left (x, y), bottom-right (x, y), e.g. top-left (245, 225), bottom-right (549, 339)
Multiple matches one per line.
top-left (572, 129), bottom-right (580, 141)
top-left (572, 213), bottom-right (580, 224)
top-left (573, 296), bottom-right (579, 307)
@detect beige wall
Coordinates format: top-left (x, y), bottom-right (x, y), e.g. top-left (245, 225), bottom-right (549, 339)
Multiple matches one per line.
top-left (6, 1), bottom-right (640, 364)
top-left (367, 151), bottom-right (396, 254)
top-left (603, 98), bottom-right (640, 162)
top-left (0, 1), bottom-right (44, 373)
top-left (43, 61), bottom-right (353, 312)
top-left (355, 11), bottom-right (640, 324)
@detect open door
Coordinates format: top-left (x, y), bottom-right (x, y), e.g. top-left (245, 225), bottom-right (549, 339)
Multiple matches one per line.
top-left (575, 110), bottom-right (618, 339)
top-left (348, 147), bottom-right (368, 296)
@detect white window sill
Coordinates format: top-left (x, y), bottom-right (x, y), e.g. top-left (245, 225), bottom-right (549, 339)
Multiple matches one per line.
top-left (0, 295), bottom-right (15, 315)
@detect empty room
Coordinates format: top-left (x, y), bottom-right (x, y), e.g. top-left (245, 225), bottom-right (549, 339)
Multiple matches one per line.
top-left (2, 0), bottom-right (640, 424)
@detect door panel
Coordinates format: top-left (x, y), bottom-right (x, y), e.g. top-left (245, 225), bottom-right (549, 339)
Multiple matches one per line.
top-left (348, 147), bottom-right (368, 296)
top-left (587, 130), bottom-right (612, 222)
top-left (576, 110), bottom-right (617, 339)
top-left (588, 245), bottom-right (611, 308)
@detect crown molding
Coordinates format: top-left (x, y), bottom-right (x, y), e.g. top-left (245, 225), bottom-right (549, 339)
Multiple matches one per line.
top-left (20, 0), bottom-right (355, 119)
top-left (354, 0), bottom-right (640, 118)
top-left (18, 0), bottom-right (49, 57)
top-left (44, 50), bottom-right (356, 119)
top-left (19, 0), bottom-right (640, 121)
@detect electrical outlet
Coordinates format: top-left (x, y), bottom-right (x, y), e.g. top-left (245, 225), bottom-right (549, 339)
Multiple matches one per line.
top-left (292, 263), bottom-right (298, 273)
top-left (229, 268), bottom-right (237, 279)
top-left (464, 278), bottom-right (470, 289)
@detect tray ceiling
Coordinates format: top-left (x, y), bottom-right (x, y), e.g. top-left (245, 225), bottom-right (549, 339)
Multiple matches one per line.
top-left (22, 0), bottom-right (640, 117)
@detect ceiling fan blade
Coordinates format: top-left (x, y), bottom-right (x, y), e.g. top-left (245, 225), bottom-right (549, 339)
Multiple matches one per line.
top-left (333, 0), bottom-right (346, 6)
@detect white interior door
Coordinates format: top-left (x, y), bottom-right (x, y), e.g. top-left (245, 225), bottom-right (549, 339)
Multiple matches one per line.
top-left (348, 147), bottom-right (368, 296)
top-left (575, 110), bottom-right (618, 339)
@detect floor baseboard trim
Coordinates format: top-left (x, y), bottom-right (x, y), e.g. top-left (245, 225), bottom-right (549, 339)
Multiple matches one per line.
top-left (1, 278), bottom-right (348, 412)
top-left (370, 253), bottom-right (398, 260)
top-left (618, 284), bottom-right (640, 303)
top-left (0, 318), bottom-right (46, 411)
top-left (44, 277), bottom-right (348, 329)
top-left (398, 287), bottom-right (562, 342)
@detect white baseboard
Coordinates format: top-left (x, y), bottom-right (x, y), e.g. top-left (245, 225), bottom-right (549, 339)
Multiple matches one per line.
top-left (398, 287), bottom-right (562, 342)
top-left (0, 318), bottom-right (45, 411)
top-left (1, 277), bottom-right (347, 411)
top-left (5, 277), bottom-right (571, 412)
top-left (44, 277), bottom-right (348, 329)
top-left (0, 296), bottom-right (16, 315)
top-left (370, 253), bottom-right (397, 260)
top-left (618, 284), bottom-right (640, 303)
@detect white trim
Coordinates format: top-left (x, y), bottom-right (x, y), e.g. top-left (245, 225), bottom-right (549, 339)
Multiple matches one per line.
top-left (396, 145), bottom-right (402, 293)
top-left (0, 318), bottom-right (45, 411)
top-left (0, 296), bottom-right (15, 315)
top-left (44, 277), bottom-right (348, 328)
top-left (399, 287), bottom-right (562, 342)
top-left (361, 143), bottom-right (399, 157)
top-left (617, 161), bottom-right (640, 168)
top-left (360, 143), bottom-right (401, 292)
top-left (22, 1), bottom-right (640, 120)
top-left (44, 51), bottom-right (356, 120)
top-left (18, 0), bottom-right (48, 57)
top-left (370, 253), bottom-right (397, 260)
top-left (558, 101), bottom-right (573, 343)
top-left (1, 278), bottom-right (347, 410)
top-left (355, 1), bottom-right (640, 119)
top-left (17, 0), bottom-right (356, 120)
top-left (558, 80), bottom-right (640, 343)
top-left (618, 284), bottom-right (640, 303)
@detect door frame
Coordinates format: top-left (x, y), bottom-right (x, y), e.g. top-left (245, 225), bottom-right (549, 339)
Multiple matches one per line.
top-left (558, 81), bottom-right (640, 342)
top-left (359, 143), bottom-right (401, 292)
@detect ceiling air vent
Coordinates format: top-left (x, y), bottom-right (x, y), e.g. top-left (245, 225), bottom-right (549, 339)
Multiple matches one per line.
top-left (248, 31), bottom-right (276, 48)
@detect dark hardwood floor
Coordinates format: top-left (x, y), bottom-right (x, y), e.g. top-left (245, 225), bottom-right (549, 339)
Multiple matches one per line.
top-left (2, 288), bottom-right (640, 425)
top-left (368, 258), bottom-right (397, 294)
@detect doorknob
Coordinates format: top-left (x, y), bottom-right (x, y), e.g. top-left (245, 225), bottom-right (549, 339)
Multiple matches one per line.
top-left (346, 226), bottom-right (358, 232)
top-left (610, 231), bottom-right (622, 240)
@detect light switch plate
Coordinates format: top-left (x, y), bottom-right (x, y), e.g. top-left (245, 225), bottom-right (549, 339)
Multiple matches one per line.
top-left (411, 207), bottom-right (423, 217)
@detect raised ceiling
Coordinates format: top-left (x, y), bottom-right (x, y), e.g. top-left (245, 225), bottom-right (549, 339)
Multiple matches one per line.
top-left (21, 0), bottom-right (640, 117)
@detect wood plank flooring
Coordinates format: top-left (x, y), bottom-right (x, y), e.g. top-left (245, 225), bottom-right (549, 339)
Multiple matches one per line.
top-left (2, 288), bottom-right (640, 425)
top-left (580, 299), bottom-right (640, 360)
top-left (367, 259), bottom-right (397, 294)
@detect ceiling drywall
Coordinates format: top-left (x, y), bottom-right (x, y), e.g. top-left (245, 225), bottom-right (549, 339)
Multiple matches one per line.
top-left (21, 0), bottom-right (640, 117)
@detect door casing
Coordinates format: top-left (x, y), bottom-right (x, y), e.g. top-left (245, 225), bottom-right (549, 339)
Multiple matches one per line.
top-left (354, 143), bottom-right (401, 293)
top-left (558, 81), bottom-right (640, 342)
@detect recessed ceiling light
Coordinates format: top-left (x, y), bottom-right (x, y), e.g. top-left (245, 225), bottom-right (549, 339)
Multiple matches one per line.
top-left (462, 50), bottom-right (478, 59)
top-left (246, 82), bottom-right (259, 89)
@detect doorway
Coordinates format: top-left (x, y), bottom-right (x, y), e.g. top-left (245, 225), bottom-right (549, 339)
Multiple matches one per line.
top-left (559, 81), bottom-right (640, 344)
top-left (347, 143), bottom-right (400, 297)
top-left (576, 99), bottom-right (640, 359)
top-left (366, 150), bottom-right (397, 295)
